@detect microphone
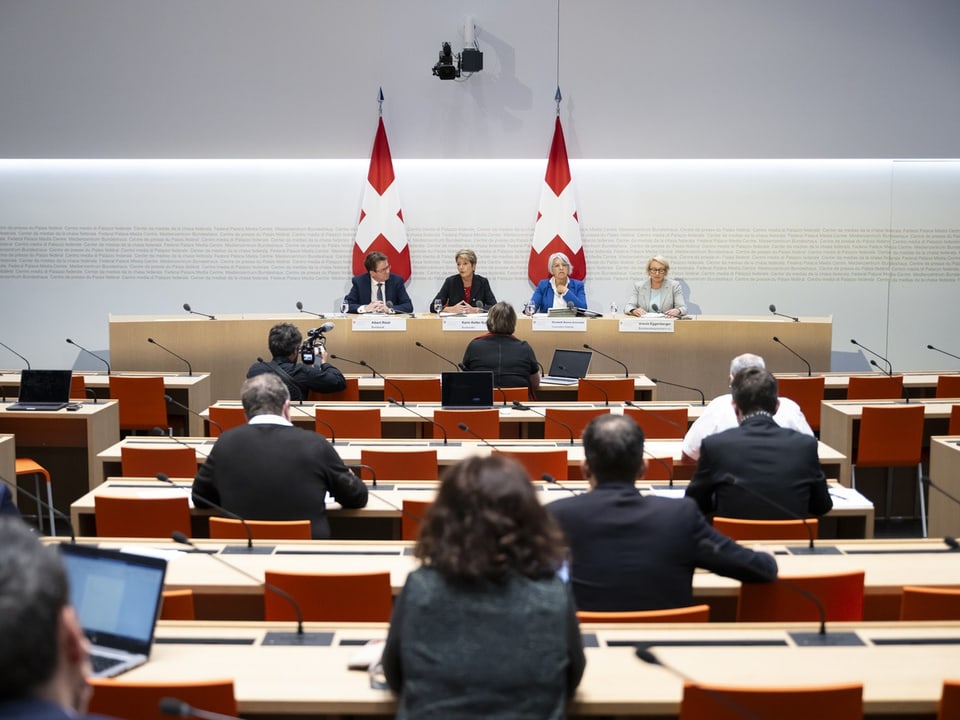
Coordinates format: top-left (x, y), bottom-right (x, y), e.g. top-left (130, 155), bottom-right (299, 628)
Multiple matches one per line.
top-left (577, 376), bottom-right (610, 406)
top-left (650, 303), bottom-right (660, 314)
top-left (649, 377), bottom-right (705, 405)
top-left (772, 336), bottom-right (812, 376)
top-left (512, 401), bottom-right (575, 445)
top-left (296, 300), bottom-right (325, 318)
top-left (566, 301), bottom-right (602, 318)
top-left (329, 354), bottom-right (405, 403)
top-left (457, 422), bottom-right (497, 450)
top-left (256, 356), bottom-right (304, 404)
top-left (65, 338), bottom-right (110, 374)
top-left (387, 397), bottom-right (447, 445)
top-left (147, 338), bottom-right (193, 376)
top-left (622, 401), bottom-right (688, 436)
top-left (946, 536), bottom-right (959, 551)
top-left (330, 354), bottom-right (374, 377)
top-left (85, 387), bottom-right (99, 404)
top-left (769, 303), bottom-right (799, 322)
top-left (414, 341), bottom-right (460, 371)
top-left (541, 473), bottom-right (580, 496)
top-left (183, 302), bottom-right (215, 320)
top-left (850, 339), bottom-right (893, 375)
top-left (346, 463), bottom-right (378, 488)
top-left (385, 300), bottom-right (395, 314)
top-left (582, 343), bottom-right (629, 378)
top-left (314, 415), bottom-right (337, 444)
top-left (0, 341), bottom-right (30, 369)
top-left (0, 472), bottom-right (75, 543)
top-left (159, 697), bottom-right (241, 720)
top-left (868, 359), bottom-right (894, 378)
top-left (164, 394), bottom-right (222, 436)
top-left (928, 344), bottom-right (960, 363)
top-left (642, 450), bottom-right (676, 488)
top-left (475, 299), bottom-right (485, 311)
top-left (494, 387), bottom-right (512, 407)
top-left (149, 428), bottom-right (212, 459)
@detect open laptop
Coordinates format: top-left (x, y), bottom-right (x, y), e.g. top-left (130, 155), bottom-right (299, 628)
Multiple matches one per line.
top-left (441, 371), bottom-right (494, 409)
top-left (541, 349), bottom-right (592, 385)
top-left (58, 543), bottom-right (168, 678)
top-left (5, 369), bottom-right (73, 411)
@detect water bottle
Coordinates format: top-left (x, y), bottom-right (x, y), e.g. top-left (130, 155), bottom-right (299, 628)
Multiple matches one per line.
top-left (609, 301), bottom-right (619, 316)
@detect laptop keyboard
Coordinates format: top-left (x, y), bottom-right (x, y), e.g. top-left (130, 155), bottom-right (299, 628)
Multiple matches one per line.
top-left (90, 653), bottom-right (124, 674)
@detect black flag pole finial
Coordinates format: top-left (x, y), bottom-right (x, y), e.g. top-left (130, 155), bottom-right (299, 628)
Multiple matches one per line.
top-left (378, 87), bottom-right (384, 116)
top-left (554, 86), bottom-right (562, 115)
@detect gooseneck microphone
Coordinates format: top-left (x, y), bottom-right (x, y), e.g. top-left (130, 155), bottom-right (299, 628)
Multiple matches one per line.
top-left (643, 450), bottom-right (676, 488)
top-left (361, 360), bottom-right (405, 405)
top-left (0, 341), bottom-right (30, 369)
top-left (772, 336), bottom-right (811, 376)
top-left (577, 376), bottom-right (610, 406)
top-left (182, 302), bottom-right (215, 320)
top-left (147, 338), bottom-right (193, 376)
top-left (346, 463), bottom-right (378, 488)
top-left (296, 300), bottom-right (325, 318)
top-left (0, 472), bottom-right (74, 542)
top-left (164, 394), bottom-right (222, 435)
top-left (414, 341), bottom-right (461, 371)
top-left (582, 343), bottom-right (629, 377)
top-left (649, 377), bottom-right (705, 405)
top-left (541, 473), bottom-right (580, 496)
top-left (387, 397), bottom-right (447, 444)
top-left (769, 303), bottom-right (799, 322)
top-left (928, 344), bottom-right (960, 363)
top-left (65, 338), bottom-right (111, 374)
top-left (512, 401), bottom-right (575, 445)
top-left (850, 339), bottom-right (893, 375)
top-left (622, 400), bottom-right (688, 436)
top-left (457, 422), bottom-right (497, 450)
top-left (159, 697), bottom-right (242, 720)
top-left (314, 415), bottom-right (337, 444)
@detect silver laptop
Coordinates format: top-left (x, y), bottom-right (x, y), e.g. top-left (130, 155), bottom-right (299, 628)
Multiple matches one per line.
top-left (59, 543), bottom-right (168, 678)
top-left (6, 369), bottom-right (72, 411)
top-left (541, 349), bottom-right (592, 385)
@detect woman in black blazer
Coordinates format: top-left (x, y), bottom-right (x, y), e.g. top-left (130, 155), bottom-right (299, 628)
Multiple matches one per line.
top-left (432, 249), bottom-right (497, 313)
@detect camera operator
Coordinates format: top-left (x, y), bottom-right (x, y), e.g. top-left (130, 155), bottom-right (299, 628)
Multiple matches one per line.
top-left (247, 322), bottom-right (346, 399)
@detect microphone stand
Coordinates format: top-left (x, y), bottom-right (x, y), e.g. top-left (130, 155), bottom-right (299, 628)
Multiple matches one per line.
top-left (582, 343), bottom-right (630, 377)
top-left (772, 336), bottom-right (811, 376)
top-left (512, 401), bottom-right (576, 446)
top-left (296, 300), bottom-right (325, 318)
top-left (0, 341), bottom-right (30, 369)
top-left (577, 376), bottom-right (611, 406)
top-left (414, 341), bottom-right (461, 371)
top-left (387, 398), bottom-right (447, 445)
top-left (147, 337), bottom-right (193, 375)
top-left (928, 344), bottom-right (960, 363)
top-left (649, 377), bottom-right (705, 405)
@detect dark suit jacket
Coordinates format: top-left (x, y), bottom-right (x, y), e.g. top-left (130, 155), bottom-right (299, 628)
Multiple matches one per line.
top-left (548, 482), bottom-right (778, 612)
top-left (0, 698), bottom-right (117, 719)
top-left (344, 272), bottom-right (413, 313)
top-left (685, 413), bottom-right (833, 519)
top-left (432, 273), bottom-right (497, 311)
top-left (0, 484), bottom-right (19, 517)
top-left (192, 421), bottom-right (368, 539)
top-left (246, 356), bottom-right (346, 400)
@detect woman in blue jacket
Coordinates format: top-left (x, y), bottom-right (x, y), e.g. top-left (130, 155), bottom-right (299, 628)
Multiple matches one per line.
top-left (528, 252), bottom-right (587, 314)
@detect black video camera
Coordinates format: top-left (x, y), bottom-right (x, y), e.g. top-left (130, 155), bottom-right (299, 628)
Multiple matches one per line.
top-left (299, 326), bottom-right (328, 365)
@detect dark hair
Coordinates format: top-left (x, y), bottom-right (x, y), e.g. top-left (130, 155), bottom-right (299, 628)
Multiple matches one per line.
top-left (0, 516), bottom-right (70, 698)
top-left (268, 322), bottom-right (302, 358)
top-left (731, 366), bottom-right (778, 415)
top-left (582, 414), bottom-right (645, 483)
top-left (241, 372), bottom-right (289, 418)
top-left (415, 455), bottom-right (567, 583)
top-left (364, 251), bottom-right (388, 271)
top-left (486, 301), bottom-right (517, 335)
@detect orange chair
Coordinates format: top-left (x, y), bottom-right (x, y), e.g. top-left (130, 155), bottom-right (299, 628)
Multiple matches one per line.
top-left (494, 386), bottom-right (529, 404)
top-left (109, 375), bottom-right (170, 434)
top-left (577, 377), bottom-right (635, 403)
top-left (88, 678), bottom-right (237, 720)
top-left (495, 448), bottom-right (569, 482)
top-left (207, 405), bottom-right (247, 436)
top-left (678, 681), bottom-right (862, 720)
top-left (308, 376), bottom-right (360, 402)
top-left (643, 456), bottom-right (674, 481)
top-left (315, 408), bottom-right (382, 439)
top-left (263, 570), bottom-right (393, 622)
top-left (159, 589), bottom-right (196, 620)
top-left (940, 680), bottom-right (960, 720)
top-left (899, 586), bottom-right (960, 621)
top-left (853, 403), bottom-right (926, 537)
top-left (120, 446), bottom-right (198, 478)
top-left (936, 375), bottom-right (960, 399)
top-left (577, 604), bottom-right (710, 623)
top-left (401, 499), bottom-right (432, 541)
top-left (737, 571), bottom-right (865, 622)
top-left (14, 458), bottom-right (56, 535)
top-left (543, 407), bottom-right (610, 440)
top-left (208, 517), bottom-right (312, 540)
top-left (94, 495), bottom-right (191, 538)
top-left (623, 406), bottom-right (688, 439)
top-left (433, 408), bottom-right (500, 440)
top-left (360, 448), bottom-right (438, 481)
top-left (69, 374), bottom-right (87, 399)
top-left (384, 377), bottom-right (441, 403)
top-left (777, 376), bottom-right (826, 432)
top-left (712, 517), bottom-right (819, 542)
top-left (949, 405), bottom-right (960, 435)
top-left (846, 374), bottom-right (903, 400)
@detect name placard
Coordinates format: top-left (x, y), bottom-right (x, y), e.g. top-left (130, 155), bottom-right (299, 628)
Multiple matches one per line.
top-left (351, 316), bottom-right (408, 332)
top-left (531, 317), bottom-right (589, 332)
top-left (619, 317), bottom-right (676, 333)
top-left (442, 316), bottom-right (489, 332)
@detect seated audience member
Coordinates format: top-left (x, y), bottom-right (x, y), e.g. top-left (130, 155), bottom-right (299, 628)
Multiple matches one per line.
top-left (461, 301), bottom-right (540, 395)
top-left (344, 251), bottom-right (413, 314)
top-left (0, 516), bottom-right (119, 719)
top-left (528, 252), bottom-right (587, 314)
top-left (246, 322), bottom-right (346, 400)
top-left (192, 374), bottom-right (367, 539)
top-left (548, 414), bottom-right (778, 612)
top-left (685, 367), bottom-right (832, 520)
top-left (382, 455), bottom-right (585, 717)
top-left (432, 248), bottom-right (497, 313)
top-left (0, 485), bottom-right (19, 517)
top-left (682, 353), bottom-right (813, 461)
top-left (624, 255), bottom-right (686, 317)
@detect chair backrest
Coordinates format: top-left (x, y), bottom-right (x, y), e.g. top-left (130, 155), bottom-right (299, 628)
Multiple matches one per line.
top-left (577, 604), bottom-right (710, 623)
top-left (385, 377), bottom-right (441, 402)
top-left (94, 495), bottom-right (192, 538)
top-left (936, 375), bottom-right (960, 399)
top-left (401, 499), bottom-right (432, 541)
top-left (543, 407), bottom-right (610, 440)
top-left (643, 456), bottom-right (674, 481)
top-left (207, 405), bottom-right (247, 437)
top-left (950, 404), bottom-right (960, 436)
top-left (855, 404), bottom-right (925, 467)
top-left (315, 407), bottom-right (382, 439)
top-left (777, 376), bottom-right (826, 431)
top-left (577, 377), bottom-right (635, 402)
top-left (159, 589), bottom-right (196, 620)
top-left (494, 449), bottom-right (569, 482)
top-left (737, 571), bottom-right (865, 622)
top-left (108, 375), bottom-right (169, 432)
top-left (88, 678), bottom-right (237, 720)
top-left (846, 374), bottom-right (904, 400)
top-left (308, 376), bottom-right (360, 402)
top-left (713, 516), bottom-right (819, 542)
top-left (941, 680), bottom-right (960, 720)
top-left (900, 586), bottom-right (960, 621)
top-left (263, 570), bottom-right (393, 621)
top-left (120, 446), bottom-right (198, 478)
top-left (494, 386), bottom-right (529, 404)
top-left (623, 406), bottom-right (688, 439)
top-left (433, 408), bottom-right (501, 440)
top-left (208, 516), bottom-right (312, 540)
top-left (679, 681), bottom-right (862, 720)
top-left (360, 448), bottom-right (439, 481)
top-left (69, 374), bottom-right (87, 399)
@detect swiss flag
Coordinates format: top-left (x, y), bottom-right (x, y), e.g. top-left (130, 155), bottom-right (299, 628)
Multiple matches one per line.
top-left (527, 117), bottom-right (585, 284)
top-left (352, 117), bottom-right (411, 280)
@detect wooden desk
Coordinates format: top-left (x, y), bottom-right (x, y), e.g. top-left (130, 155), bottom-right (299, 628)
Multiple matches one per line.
top-left (775, 371), bottom-right (954, 399)
top-left (0, 433), bottom-right (15, 494)
top-left (929, 436), bottom-right (960, 538)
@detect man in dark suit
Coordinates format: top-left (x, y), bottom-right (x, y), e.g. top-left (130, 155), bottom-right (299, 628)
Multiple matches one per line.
top-left (344, 250), bottom-right (413, 314)
top-left (246, 322), bottom-right (346, 400)
top-left (192, 373), bottom-right (368, 539)
top-left (685, 366), bottom-right (833, 520)
top-left (547, 414), bottom-right (777, 612)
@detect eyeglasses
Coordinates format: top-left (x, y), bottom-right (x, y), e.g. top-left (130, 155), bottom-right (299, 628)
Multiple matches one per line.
top-left (373, 265), bottom-right (391, 273)
top-left (648, 267), bottom-right (667, 274)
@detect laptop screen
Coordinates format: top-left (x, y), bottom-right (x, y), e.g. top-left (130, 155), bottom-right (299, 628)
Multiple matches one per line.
top-left (441, 371), bottom-right (494, 408)
top-left (547, 349), bottom-right (592, 378)
top-left (17, 369), bottom-right (72, 403)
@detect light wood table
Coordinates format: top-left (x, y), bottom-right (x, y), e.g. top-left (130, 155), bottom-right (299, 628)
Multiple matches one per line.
top-left (929, 436), bottom-right (960, 538)
top-left (775, 371), bottom-right (954, 399)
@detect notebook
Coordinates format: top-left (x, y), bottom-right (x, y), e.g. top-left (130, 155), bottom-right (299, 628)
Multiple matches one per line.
top-left (541, 349), bottom-right (593, 385)
top-left (59, 543), bottom-right (168, 678)
top-left (6, 369), bottom-right (72, 411)
top-left (441, 371), bottom-right (494, 409)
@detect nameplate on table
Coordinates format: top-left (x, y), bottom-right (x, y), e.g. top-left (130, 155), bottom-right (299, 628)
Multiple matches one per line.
top-left (442, 316), bottom-right (489, 332)
top-left (351, 316), bottom-right (408, 332)
top-left (619, 317), bottom-right (676, 333)
top-left (531, 317), bottom-right (588, 332)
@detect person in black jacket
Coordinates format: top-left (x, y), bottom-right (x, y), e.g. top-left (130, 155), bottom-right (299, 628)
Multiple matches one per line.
top-left (431, 249), bottom-right (497, 313)
top-left (246, 322), bottom-right (346, 400)
top-left (461, 302), bottom-right (540, 395)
